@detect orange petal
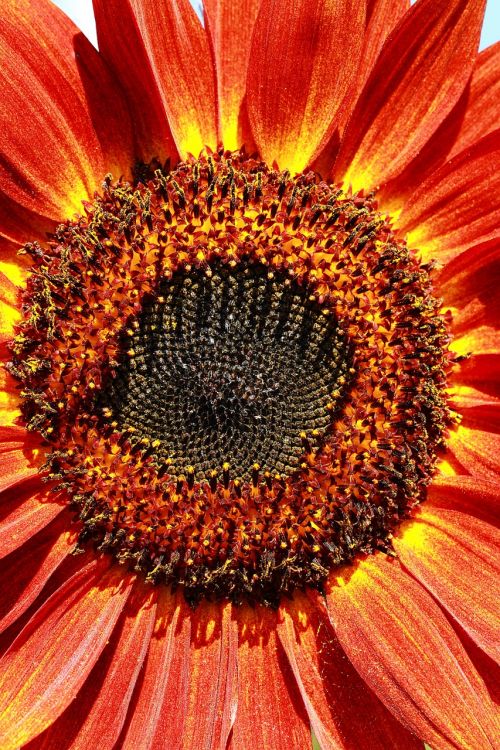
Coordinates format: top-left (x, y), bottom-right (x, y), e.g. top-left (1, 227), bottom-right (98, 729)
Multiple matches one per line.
top-left (32, 582), bottom-right (157, 750)
top-left (229, 605), bottom-right (310, 749)
top-left (0, 513), bottom-right (73, 635)
top-left (122, 0), bottom-right (219, 157)
top-left (0, 560), bottom-right (132, 750)
top-left (379, 41), bottom-right (500, 214)
top-left (183, 599), bottom-right (238, 750)
top-left (246, 0), bottom-right (365, 173)
top-left (398, 129), bottom-right (500, 266)
top-left (204, 0), bottom-right (261, 151)
top-left (278, 591), bottom-right (422, 750)
top-left (92, 0), bottom-right (178, 163)
top-left (120, 589), bottom-right (191, 750)
top-left (326, 555), bottom-right (497, 750)
top-left (394, 505), bottom-right (500, 663)
top-left (334, 0), bottom-right (486, 191)
top-left (0, 0), bottom-right (134, 223)
top-left (447, 424), bottom-right (500, 480)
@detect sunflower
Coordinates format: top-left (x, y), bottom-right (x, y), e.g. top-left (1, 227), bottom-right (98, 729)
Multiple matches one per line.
top-left (0, 0), bottom-right (498, 748)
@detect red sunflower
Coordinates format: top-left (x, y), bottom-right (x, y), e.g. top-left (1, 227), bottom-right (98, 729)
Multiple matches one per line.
top-left (0, 0), bottom-right (499, 749)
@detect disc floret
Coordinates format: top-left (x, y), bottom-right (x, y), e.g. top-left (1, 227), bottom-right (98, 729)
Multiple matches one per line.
top-left (10, 151), bottom-right (453, 605)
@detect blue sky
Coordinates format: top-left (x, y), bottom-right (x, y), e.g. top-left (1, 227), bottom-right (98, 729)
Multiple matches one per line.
top-left (54, 0), bottom-right (499, 52)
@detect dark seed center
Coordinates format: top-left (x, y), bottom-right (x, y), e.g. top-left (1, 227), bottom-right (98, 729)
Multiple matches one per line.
top-left (101, 262), bottom-right (351, 480)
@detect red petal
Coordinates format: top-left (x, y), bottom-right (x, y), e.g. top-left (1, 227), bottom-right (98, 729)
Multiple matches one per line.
top-left (0, 0), bottom-right (134, 223)
top-left (436, 237), bottom-right (500, 334)
top-left (0, 484), bottom-right (62, 562)
top-left (0, 447), bottom-right (41, 497)
top-left (429, 476), bottom-right (499, 525)
top-left (0, 514), bottom-right (73, 635)
top-left (92, 0), bottom-right (177, 163)
top-left (334, 0), bottom-right (486, 191)
top-left (118, 0), bottom-right (219, 157)
top-left (378, 42), bottom-right (500, 214)
top-left (183, 600), bottom-right (238, 750)
top-left (0, 192), bottom-right (56, 251)
top-left (398, 129), bottom-right (500, 266)
top-left (204, 0), bottom-right (261, 151)
top-left (449, 40), bottom-right (500, 160)
top-left (246, 0), bottom-right (365, 172)
top-left (357, 0), bottom-right (410, 101)
top-left (394, 506), bottom-right (499, 663)
top-left (326, 555), bottom-right (497, 750)
top-left (278, 591), bottom-right (422, 750)
top-left (31, 582), bottom-right (157, 750)
top-left (0, 424), bottom-right (35, 450)
top-left (448, 384), bottom-right (500, 436)
top-left (119, 589), bottom-right (191, 750)
top-left (229, 605), bottom-right (310, 750)
top-left (0, 560), bottom-right (132, 750)
top-left (457, 353), bottom-right (500, 399)
top-left (312, 0), bottom-right (410, 176)
top-left (447, 425), bottom-right (500, 479)
top-left (457, 628), bottom-right (500, 707)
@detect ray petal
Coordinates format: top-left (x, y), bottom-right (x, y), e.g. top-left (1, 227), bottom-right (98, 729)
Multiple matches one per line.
top-left (394, 506), bottom-right (500, 663)
top-left (203, 0), bottom-right (261, 151)
top-left (0, 0), bottom-right (134, 230)
top-left (229, 605), bottom-right (310, 750)
top-left (278, 591), bottom-right (422, 750)
top-left (399, 129), bottom-right (500, 266)
top-left (120, 589), bottom-right (191, 750)
top-left (0, 560), bottom-right (133, 750)
top-left (246, 0), bottom-right (365, 173)
top-left (326, 555), bottom-right (497, 750)
top-left (334, 0), bottom-right (486, 191)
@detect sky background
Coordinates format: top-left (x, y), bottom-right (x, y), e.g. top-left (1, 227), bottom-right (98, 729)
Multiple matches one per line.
top-left (53, 0), bottom-right (499, 51)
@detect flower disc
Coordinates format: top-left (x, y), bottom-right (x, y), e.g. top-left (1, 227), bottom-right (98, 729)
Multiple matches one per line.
top-left (10, 152), bottom-right (453, 605)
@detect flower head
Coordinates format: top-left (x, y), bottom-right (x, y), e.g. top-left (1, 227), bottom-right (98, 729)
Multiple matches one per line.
top-left (0, 1), bottom-right (498, 749)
